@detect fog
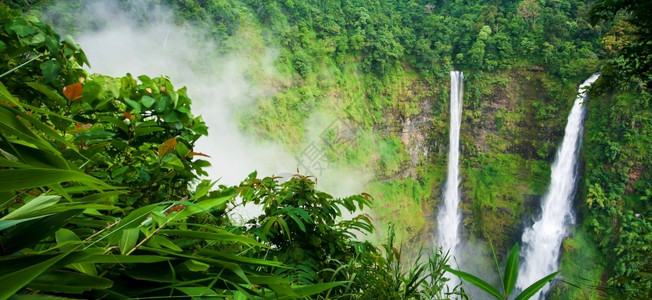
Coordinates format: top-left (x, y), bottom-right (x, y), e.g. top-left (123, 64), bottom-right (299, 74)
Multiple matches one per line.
top-left (41, 0), bottom-right (380, 227)
top-left (46, 0), bottom-right (371, 203)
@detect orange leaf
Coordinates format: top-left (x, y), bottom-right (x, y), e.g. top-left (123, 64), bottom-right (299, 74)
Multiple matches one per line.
top-left (189, 151), bottom-right (211, 158)
top-left (123, 111), bottom-right (133, 119)
top-left (165, 204), bottom-right (185, 215)
top-left (158, 137), bottom-right (177, 158)
top-left (63, 83), bottom-right (83, 101)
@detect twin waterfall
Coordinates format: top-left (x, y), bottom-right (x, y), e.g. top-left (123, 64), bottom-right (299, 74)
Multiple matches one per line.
top-left (516, 74), bottom-right (600, 299)
top-left (436, 71), bottom-right (463, 286)
top-left (435, 72), bottom-right (599, 299)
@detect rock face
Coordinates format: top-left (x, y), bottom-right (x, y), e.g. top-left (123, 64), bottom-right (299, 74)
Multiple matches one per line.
top-left (399, 99), bottom-right (433, 178)
top-left (425, 69), bottom-right (577, 254)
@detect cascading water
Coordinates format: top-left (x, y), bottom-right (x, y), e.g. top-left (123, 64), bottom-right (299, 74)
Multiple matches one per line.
top-left (436, 71), bottom-right (464, 286)
top-left (516, 74), bottom-right (600, 299)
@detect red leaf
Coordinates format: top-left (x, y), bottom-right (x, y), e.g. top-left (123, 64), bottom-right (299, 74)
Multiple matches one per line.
top-left (189, 151), bottom-right (211, 158)
top-left (63, 83), bottom-right (83, 101)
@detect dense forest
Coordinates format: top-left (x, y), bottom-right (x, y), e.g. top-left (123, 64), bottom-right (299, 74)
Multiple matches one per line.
top-left (0, 0), bottom-right (649, 299)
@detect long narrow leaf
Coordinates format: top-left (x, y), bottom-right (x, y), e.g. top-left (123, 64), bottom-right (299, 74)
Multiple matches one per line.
top-left (2, 195), bottom-right (60, 220)
top-left (0, 168), bottom-right (113, 192)
top-left (445, 266), bottom-right (503, 299)
top-left (514, 272), bottom-right (558, 300)
top-left (0, 249), bottom-right (73, 299)
top-left (504, 243), bottom-right (520, 297)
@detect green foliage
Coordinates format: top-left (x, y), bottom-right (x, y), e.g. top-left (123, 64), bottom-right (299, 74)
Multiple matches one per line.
top-left (582, 84), bottom-right (651, 298)
top-left (0, 7), bottom-right (475, 299)
top-left (589, 0), bottom-right (652, 92)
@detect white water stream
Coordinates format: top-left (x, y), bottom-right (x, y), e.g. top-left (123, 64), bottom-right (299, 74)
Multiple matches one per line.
top-left (437, 71), bottom-right (464, 287)
top-left (516, 74), bottom-right (600, 299)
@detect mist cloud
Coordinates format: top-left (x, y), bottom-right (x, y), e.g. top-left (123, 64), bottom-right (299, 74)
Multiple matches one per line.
top-left (55, 0), bottom-right (372, 200)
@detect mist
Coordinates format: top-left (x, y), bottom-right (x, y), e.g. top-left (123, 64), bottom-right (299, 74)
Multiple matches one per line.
top-left (46, 0), bottom-right (371, 201)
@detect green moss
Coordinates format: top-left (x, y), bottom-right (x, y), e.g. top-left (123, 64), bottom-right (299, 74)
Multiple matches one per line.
top-left (550, 227), bottom-right (605, 299)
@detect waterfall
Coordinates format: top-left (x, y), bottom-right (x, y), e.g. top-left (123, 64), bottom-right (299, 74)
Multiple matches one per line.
top-left (516, 74), bottom-right (600, 299)
top-left (437, 71), bottom-right (463, 286)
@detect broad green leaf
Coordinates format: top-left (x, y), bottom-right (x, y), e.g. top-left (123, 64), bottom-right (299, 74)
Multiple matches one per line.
top-left (140, 95), bottom-right (155, 108)
top-left (134, 126), bottom-right (164, 136)
top-left (26, 82), bottom-right (66, 106)
top-left (119, 228), bottom-right (140, 255)
top-left (0, 248), bottom-right (73, 299)
top-left (159, 229), bottom-right (262, 247)
top-left (0, 215), bottom-right (48, 231)
top-left (55, 228), bottom-right (97, 275)
top-left (445, 266), bottom-right (503, 299)
top-left (182, 259), bottom-right (210, 272)
top-left (514, 272), bottom-right (558, 300)
top-left (0, 210), bottom-right (81, 254)
top-left (40, 59), bottom-right (61, 83)
top-left (124, 98), bottom-right (141, 113)
top-left (0, 168), bottom-right (112, 192)
top-left (504, 243), bottom-right (520, 297)
top-left (2, 195), bottom-right (60, 220)
top-left (161, 155), bottom-right (184, 170)
top-left (5, 18), bottom-right (36, 37)
top-left (150, 235), bottom-right (182, 252)
top-left (27, 270), bottom-right (113, 294)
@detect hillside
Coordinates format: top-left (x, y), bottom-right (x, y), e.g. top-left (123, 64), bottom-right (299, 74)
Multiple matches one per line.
top-left (2, 0), bottom-right (650, 299)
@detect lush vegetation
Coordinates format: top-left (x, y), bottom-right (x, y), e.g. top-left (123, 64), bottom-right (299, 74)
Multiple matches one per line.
top-left (0, 6), bottom-right (465, 299)
top-left (1, 0), bottom-right (650, 299)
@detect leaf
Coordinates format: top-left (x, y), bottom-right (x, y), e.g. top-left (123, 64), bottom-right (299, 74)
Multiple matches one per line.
top-left (0, 248), bottom-right (73, 299)
top-left (133, 126), bottom-right (164, 136)
top-left (26, 82), bottom-right (66, 106)
top-left (123, 98), bottom-right (141, 113)
top-left (514, 272), bottom-right (558, 300)
top-left (40, 59), bottom-right (61, 83)
top-left (76, 255), bottom-right (170, 264)
top-left (55, 228), bottom-right (97, 276)
top-left (104, 204), bottom-right (159, 246)
top-left (176, 141), bottom-right (189, 157)
top-left (0, 168), bottom-right (113, 192)
top-left (62, 83), bottom-right (83, 101)
top-left (161, 155), bottom-right (184, 170)
top-left (150, 235), bottom-right (182, 252)
top-left (159, 229), bottom-right (263, 247)
top-left (0, 215), bottom-right (48, 231)
top-left (158, 137), bottom-right (177, 158)
top-left (445, 266), bottom-right (503, 299)
top-left (177, 287), bottom-right (220, 297)
top-left (173, 194), bottom-right (234, 220)
top-left (140, 95), bottom-right (155, 108)
top-left (27, 270), bottom-right (113, 294)
top-left (2, 195), bottom-right (60, 220)
top-left (189, 151), bottom-right (211, 158)
top-left (0, 210), bottom-right (81, 254)
top-left (504, 243), bottom-right (520, 297)
top-left (182, 260), bottom-right (210, 272)
top-left (119, 228), bottom-right (140, 255)
top-left (6, 18), bottom-right (37, 37)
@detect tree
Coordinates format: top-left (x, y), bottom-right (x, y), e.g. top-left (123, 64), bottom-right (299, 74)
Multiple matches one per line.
top-left (589, 0), bottom-right (652, 91)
